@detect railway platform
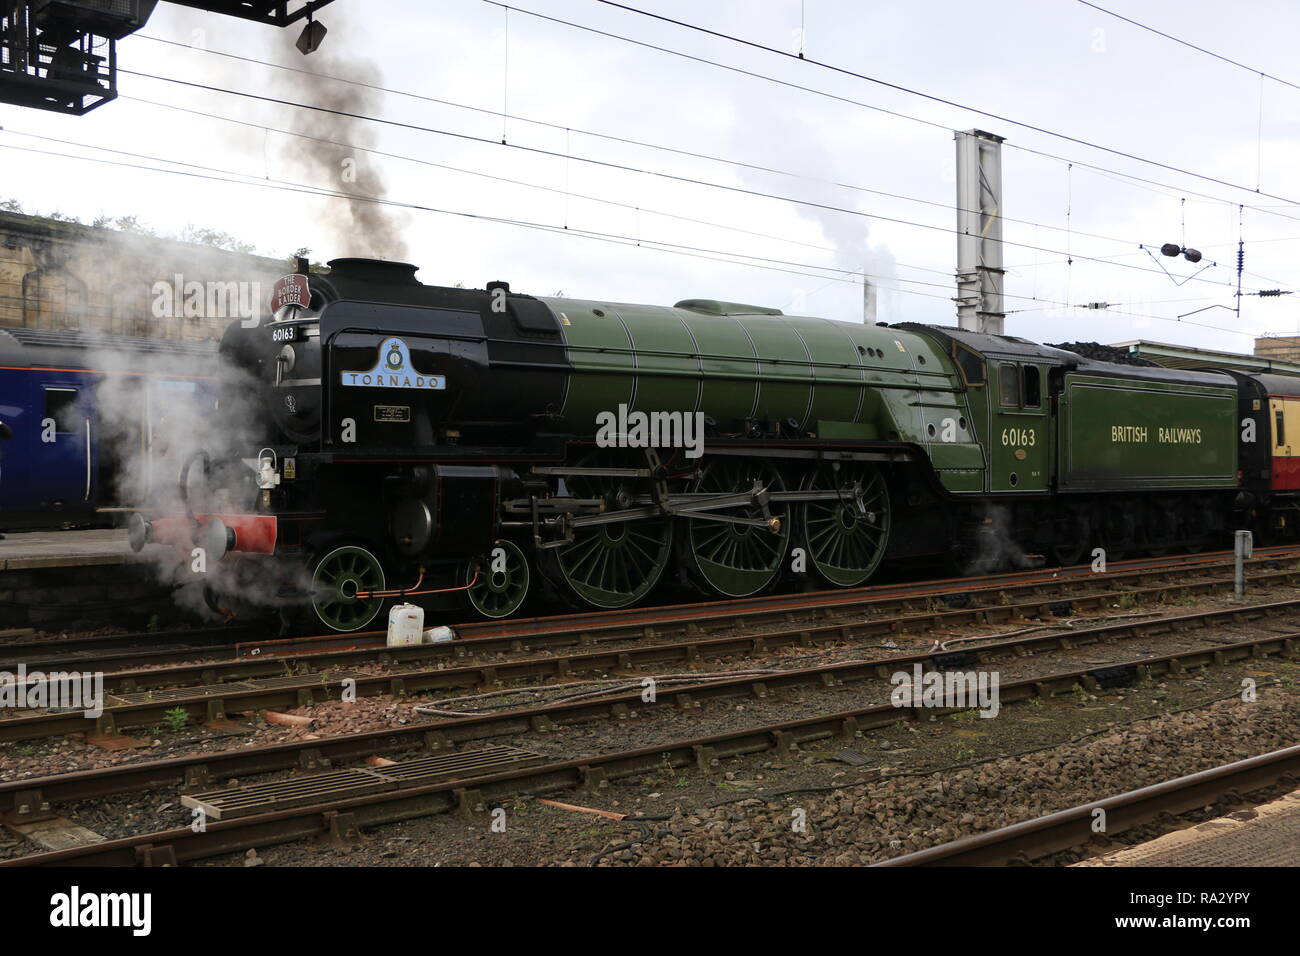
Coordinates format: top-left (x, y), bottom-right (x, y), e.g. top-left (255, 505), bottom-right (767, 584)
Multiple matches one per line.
top-left (0, 529), bottom-right (139, 570)
top-left (1075, 789), bottom-right (1300, 867)
top-left (0, 529), bottom-right (176, 629)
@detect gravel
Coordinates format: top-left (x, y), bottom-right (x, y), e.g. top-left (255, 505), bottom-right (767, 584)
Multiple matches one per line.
top-left (593, 687), bottom-right (1300, 866)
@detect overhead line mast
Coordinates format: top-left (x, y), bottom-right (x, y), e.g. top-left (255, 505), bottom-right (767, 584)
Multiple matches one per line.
top-left (955, 130), bottom-right (1006, 334)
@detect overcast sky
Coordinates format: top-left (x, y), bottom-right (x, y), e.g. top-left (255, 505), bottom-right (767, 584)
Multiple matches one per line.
top-left (3, 0), bottom-right (1300, 352)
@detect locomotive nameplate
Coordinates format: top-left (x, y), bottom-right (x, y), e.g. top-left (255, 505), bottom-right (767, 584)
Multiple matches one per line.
top-left (341, 337), bottom-right (446, 390)
top-left (374, 405), bottom-right (411, 423)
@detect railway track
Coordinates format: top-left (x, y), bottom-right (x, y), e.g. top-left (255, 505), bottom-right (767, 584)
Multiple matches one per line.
top-left (0, 624), bottom-right (252, 668)
top-left (4, 582), bottom-right (1300, 743)
top-left (874, 744), bottom-right (1300, 866)
top-left (3, 546), bottom-right (1298, 867)
top-left (243, 546), bottom-right (1300, 654)
top-left (0, 606), bottom-right (1294, 868)
top-left (2, 616), bottom-right (1297, 865)
top-left (6, 549), bottom-right (1299, 681)
top-left (48, 565), bottom-right (1300, 695)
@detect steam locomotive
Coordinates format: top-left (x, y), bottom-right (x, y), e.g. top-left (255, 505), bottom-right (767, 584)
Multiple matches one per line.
top-left (130, 257), bottom-right (1300, 631)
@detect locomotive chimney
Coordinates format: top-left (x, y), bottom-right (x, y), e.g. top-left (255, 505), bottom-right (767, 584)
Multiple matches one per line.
top-left (326, 258), bottom-right (421, 285)
top-left (863, 274), bottom-right (877, 325)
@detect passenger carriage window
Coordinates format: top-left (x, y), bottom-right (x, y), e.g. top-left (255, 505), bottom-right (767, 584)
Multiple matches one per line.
top-left (1022, 366), bottom-right (1041, 408)
top-left (43, 388), bottom-right (80, 433)
top-left (1277, 408), bottom-right (1287, 448)
top-left (999, 363), bottom-right (1020, 407)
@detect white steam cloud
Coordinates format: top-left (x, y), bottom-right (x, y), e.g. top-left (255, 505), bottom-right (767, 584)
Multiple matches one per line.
top-left (729, 107), bottom-right (897, 322)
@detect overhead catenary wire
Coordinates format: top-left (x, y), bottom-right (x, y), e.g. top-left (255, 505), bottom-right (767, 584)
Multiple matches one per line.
top-left (22, 12), bottom-right (1291, 335)
top-left (0, 134), bottom-right (953, 299)
top-left (110, 68), bottom-right (1253, 296)
top-left (435, 0), bottom-right (1300, 231)
top-left (129, 29), bottom-right (1300, 233)
top-left (590, 0), bottom-right (1300, 209)
top-left (0, 131), bottom-right (980, 306)
top-left (0, 125), bottom-right (1256, 333)
top-left (0, 132), bottom-right (1252, 336)
top-left (119, 92), bottom-right (1258, 300)
top-left (126, 24), bottom-right (1300, 302)
top-left (116, 51), bottom-right (1227, 267)
top-left (1077, 0), bottom-right (1300, 93)
top-left (119, 94), bottom-right (864, 262)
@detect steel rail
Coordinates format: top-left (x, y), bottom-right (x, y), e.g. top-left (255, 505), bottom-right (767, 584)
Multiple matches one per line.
top-left (7, 552), bottom-right (1289, 677)
top-left (874, 744), bottom-right (1300, 866)
top-left (236, 547), bottom-right (1300, 657)
top-left (238, 552), bottom-right (1300, 661)
top-left (0, 624), bottom-right (251, 668)
top-left (5, 629), bottom-right (1298, 867)
top-left (1, 621), bottom-right (1297, 830)
top-left (25, 565), bottom-right (1300, 698)
top-left (3, 587), bottom-right (1300, 744)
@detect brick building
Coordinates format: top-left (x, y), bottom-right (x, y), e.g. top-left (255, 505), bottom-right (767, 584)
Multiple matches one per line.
top-left (0, 210), bottom-right (287, 342)
top-left (1255, 335), bottom-right (1300, 365)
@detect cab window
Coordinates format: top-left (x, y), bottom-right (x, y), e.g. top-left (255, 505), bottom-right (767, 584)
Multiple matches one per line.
top-left (1023, 366), bottom-right (1042, 408)
top-left (999, 363), bottom-right (1020, 406)
top-left (953, 344), bottom-right (985, 386)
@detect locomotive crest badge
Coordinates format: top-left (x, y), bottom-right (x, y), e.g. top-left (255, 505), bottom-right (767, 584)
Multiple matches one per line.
top-left (341, 337), bottom-right (446, 390)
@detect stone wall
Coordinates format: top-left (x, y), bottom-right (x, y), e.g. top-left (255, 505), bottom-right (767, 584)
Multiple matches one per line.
top-left (0, 211), bottom-right (287, 342)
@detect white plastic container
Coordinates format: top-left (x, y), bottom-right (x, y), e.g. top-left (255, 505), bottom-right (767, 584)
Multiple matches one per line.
top-left (424, 625), bottom-right (456, 644)
top-left (387, 603), bottom-right (425, 647)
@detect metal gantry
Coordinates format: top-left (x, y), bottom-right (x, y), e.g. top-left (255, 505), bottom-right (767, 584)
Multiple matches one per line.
top-left (0, 1), bottom-right (337, 114)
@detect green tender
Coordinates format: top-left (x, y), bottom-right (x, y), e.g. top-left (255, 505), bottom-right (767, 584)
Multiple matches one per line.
top-left (1059, 373), bottom-right (1238, 490)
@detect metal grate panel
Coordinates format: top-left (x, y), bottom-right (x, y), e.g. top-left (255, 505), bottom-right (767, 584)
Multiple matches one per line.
top-left (180, 746), bottom-right (544, 820)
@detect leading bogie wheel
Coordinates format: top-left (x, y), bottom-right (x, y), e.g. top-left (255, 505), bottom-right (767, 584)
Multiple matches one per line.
top-left (465, 539), bottom-right (531, 618)
top-left (311, 544), bottom-right (386, 632)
